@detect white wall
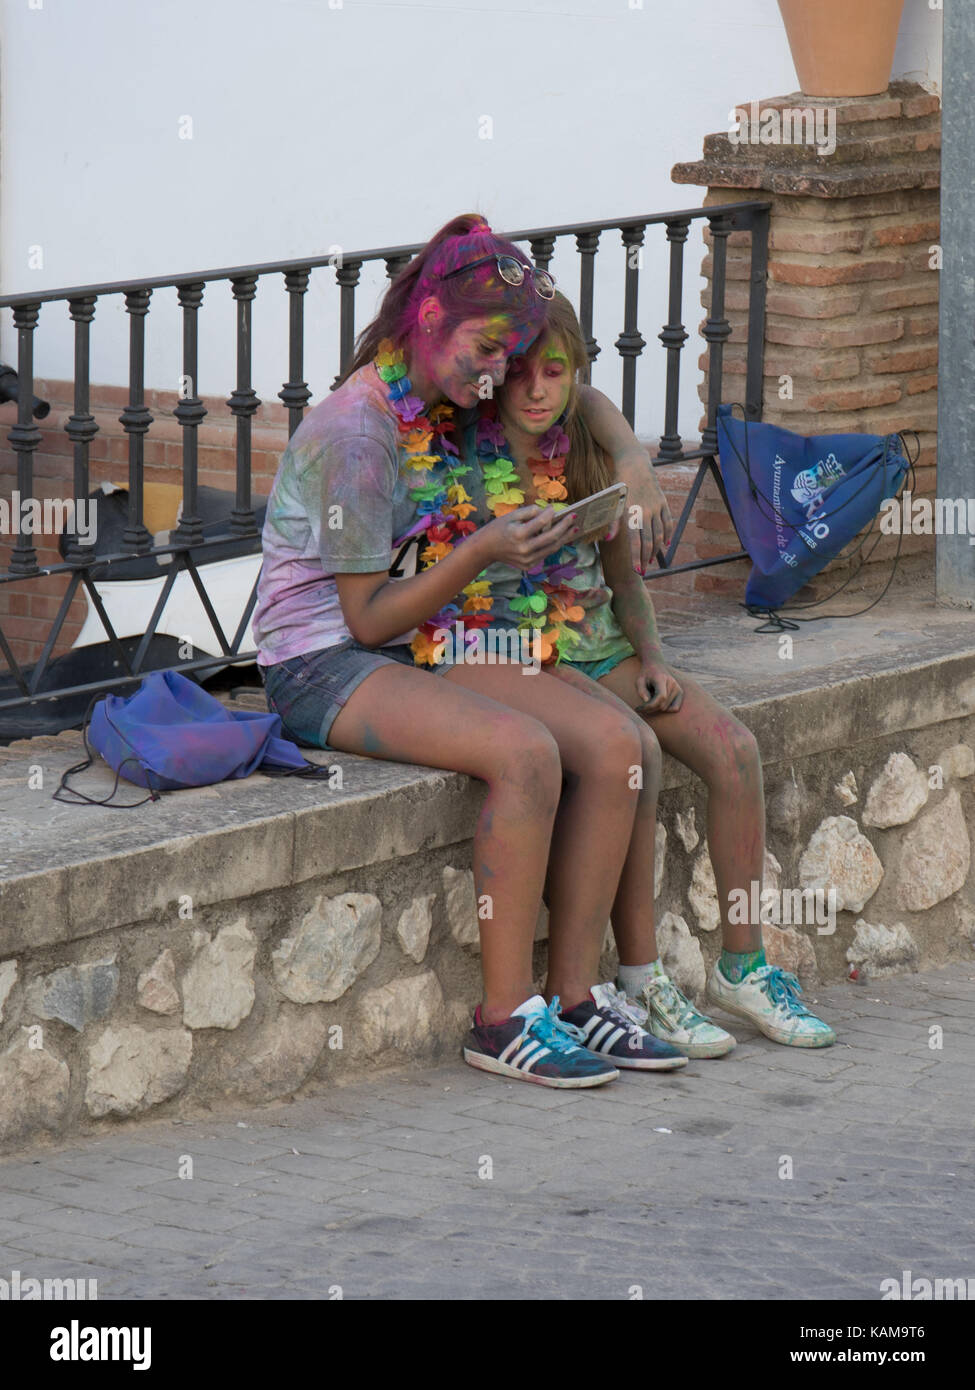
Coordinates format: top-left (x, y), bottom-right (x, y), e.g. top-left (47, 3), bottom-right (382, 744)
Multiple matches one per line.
top-left (0, 0), bottom-right (942, 442)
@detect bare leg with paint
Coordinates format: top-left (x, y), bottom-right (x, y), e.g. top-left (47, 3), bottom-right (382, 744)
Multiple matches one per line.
top-left (321, 657), bottom-right (648, 1087)
top-left (326, 662), bottom-right (562, 1024)
top-left (549, 657), bottom-right (836, 1052)
top-left (439, 660), bottom-right (645, 1011)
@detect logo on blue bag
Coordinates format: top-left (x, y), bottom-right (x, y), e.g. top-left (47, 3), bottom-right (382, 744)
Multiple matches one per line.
top-left (791, 453), bottom-right (846, 544)
top-left (791, 453), bottom-right (845, 507)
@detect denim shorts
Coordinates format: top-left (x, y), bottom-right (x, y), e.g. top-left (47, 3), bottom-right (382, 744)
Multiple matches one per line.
top-left (259, 638), bottom-right (450, 751)
top-left (559, 650), bottom-right (634, 683)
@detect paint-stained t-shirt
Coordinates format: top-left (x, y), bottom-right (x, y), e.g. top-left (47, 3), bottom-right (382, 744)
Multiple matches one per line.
top-left (558, 551), bottom-right (636, 665)
top-left (253, 365), bottom-right (432, 665)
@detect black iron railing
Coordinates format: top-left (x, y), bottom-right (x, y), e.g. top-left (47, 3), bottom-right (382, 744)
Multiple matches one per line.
top-left (0, 203), bottom-right (769, 714)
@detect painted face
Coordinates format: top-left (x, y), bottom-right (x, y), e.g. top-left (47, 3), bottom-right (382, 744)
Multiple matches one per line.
top-left (411, 314), bottom-right (536, 408)
top-left (498, 340), bottom-right (572, 437)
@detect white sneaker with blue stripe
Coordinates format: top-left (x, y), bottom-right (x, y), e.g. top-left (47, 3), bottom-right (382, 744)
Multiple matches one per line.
top-left (623, 971), bottom-right (736, 1059)
top-left (706, 963), bottom-right (836, 1047)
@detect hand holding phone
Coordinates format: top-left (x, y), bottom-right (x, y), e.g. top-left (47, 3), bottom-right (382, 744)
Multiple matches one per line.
top-left (566, 482), bottom-right (627, 545)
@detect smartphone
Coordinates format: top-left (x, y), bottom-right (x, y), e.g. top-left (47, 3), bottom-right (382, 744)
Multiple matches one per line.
top-left (553, 481), bottom-right (627, 544)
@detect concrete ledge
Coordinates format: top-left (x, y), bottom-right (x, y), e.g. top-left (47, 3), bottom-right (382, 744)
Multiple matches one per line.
top-left (2, 595), bottom-right (975, 1150)
top-left (6, 633), bottom-right (975, 951)
top-left (0, 754), bottom-right (484, 953)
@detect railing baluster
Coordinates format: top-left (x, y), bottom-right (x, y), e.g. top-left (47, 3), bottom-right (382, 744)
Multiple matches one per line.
top-left (657, 219), bottom-right (691, 462)
top-left (65, 297), bottom-right (99, 561)
top-left (335, 259), bottom-right (362, 389)
top-left (0, 624), bottom-right (30, 693)
top-left (385, 254), bottom-right (412, 281)
top-left (172, 282), bottom-right (207, 547)
top-left (745, 206), bottom-right (770, 423)
top-left (701, 213), bottom-right (734, 454)
top-left (228, 276), bottom-right (260, 537)
top-left (529, 235), bottom-right (556, 271)
top-left (8, 303), bottom-right (42, 575)
top-left (576, 230), bottom-right (601, 382)
top-left (279, 269), bottom-right (311, 435)
top-left (119, 289), bottom-right (153, 554)
top-left (28, 572), bottom-right (84, 695)
top-left (615, 225), bottom-right (647, 429)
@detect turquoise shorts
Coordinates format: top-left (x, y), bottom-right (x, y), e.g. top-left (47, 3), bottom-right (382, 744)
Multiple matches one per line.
top-left (559, 650), bottom-right (634, 683)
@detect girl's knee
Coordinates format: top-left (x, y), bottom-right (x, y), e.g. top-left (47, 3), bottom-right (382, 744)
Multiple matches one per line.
top-left (713, 718), bottom-right (761, 783)
top-left (498, 718), bottom-right (563, 802)
top-left (637, 720), bottom-right (662, 787)
top-left (590, 716), bottom-right (645, 786)
top-left (731, 721), bottom-right (761, 767)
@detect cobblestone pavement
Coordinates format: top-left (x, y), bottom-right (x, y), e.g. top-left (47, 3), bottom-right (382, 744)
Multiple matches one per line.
top-left (1, 967), bottom-right (973, 1301)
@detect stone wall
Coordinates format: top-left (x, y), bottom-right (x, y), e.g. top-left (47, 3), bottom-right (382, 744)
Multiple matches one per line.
top-left (2, 666), bottom-right (974, 1152)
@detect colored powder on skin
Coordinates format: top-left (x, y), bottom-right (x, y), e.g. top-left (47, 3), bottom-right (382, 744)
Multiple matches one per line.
top-left (475, 309), bottom-right (538, 358)
top-left (360, 722), bottom-right (391, 758)
top-left (499, 344), bottom-right (572, 432)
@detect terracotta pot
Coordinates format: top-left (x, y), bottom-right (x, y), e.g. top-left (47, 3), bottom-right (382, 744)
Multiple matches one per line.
top-left (777, 0), bottom-right (906, 98)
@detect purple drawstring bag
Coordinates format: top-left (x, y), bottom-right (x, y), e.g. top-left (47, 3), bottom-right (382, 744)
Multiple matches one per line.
top-left (55, 668), bottom-right (330, 806)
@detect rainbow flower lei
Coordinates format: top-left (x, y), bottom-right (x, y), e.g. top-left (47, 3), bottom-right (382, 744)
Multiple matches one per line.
top-left (475, 401), bottom-right (585, 665)
top-left (375, 340), bottom-right (495, 666)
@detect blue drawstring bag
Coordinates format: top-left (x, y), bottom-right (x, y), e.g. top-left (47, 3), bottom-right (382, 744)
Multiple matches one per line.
top-left (55, 668), bottom-right (331, 806)
top-left (716, 403), bottom-right (911, 611)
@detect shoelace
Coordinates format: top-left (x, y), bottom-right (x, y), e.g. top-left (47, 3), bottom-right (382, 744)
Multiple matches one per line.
top-left (644, 973), bottom-right (705, 1030)
top-left (601, 982), bottom-right (654, 1029)
top-left (598, 983), bottom-right (652, 1041)
top-left (761, 966), bottom-right (813, 1017)
top-left (524, 996), bottom-right (587, 1054)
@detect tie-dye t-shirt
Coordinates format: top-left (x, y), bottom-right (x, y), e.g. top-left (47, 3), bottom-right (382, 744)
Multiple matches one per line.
top-left (444, 417), bottom-right (636, 664)
top-left (253, 364), bottom-right (437, 665)
top-left (556, 551), bottom-right (636, 664)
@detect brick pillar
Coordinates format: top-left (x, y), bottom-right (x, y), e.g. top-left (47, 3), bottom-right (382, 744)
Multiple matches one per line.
top-left (672, 80), bottom-right (940, 598)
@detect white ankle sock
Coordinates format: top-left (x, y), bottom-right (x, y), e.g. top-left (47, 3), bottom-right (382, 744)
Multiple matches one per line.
top-left (511, 994), bottom-right (547, 1020)
top-left (617, 960), bottom-right (665, 997)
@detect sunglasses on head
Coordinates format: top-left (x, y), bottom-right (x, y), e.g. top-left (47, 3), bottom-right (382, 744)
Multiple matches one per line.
top-left (439, 253), bottom-right (556, 300)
